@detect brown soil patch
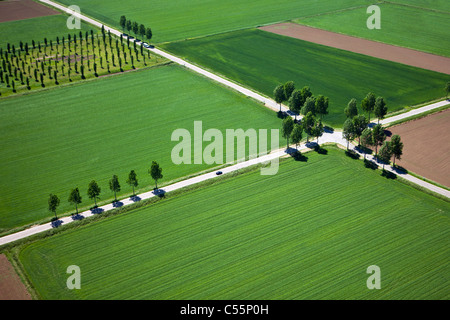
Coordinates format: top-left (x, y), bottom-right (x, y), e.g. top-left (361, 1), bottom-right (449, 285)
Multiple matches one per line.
top-left (259, 23), bottom-right (450, 75)
top-left (388, 108), bottom-right (450, 187)
top-left (0, 0), bottom-right (60, 23)
top-left (0, 254), bottom-right (32, 300)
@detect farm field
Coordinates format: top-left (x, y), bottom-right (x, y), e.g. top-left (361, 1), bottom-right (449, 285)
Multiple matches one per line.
top-left (161, 29), bottom-right (449, 127)
top-left (55, 0), bottom-right (370, 43)
top-left (295, 3), bottom-right (450, 57)
top-left (388, 108), bottom-right (450, 188)
top-left (0, 14), bottom-right (95, 49)
top-left (388, 0), bottom-right (450, 12)
top-left (0, 64), bottom-right (283, 233)
top-left (17, 147), bottom-right (450, 299)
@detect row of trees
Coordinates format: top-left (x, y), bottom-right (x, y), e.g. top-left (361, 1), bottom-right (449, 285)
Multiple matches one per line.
top-left (281, 111), bottom-right (324, 149)
top-left (273, 82), bottom-right (329, 121)
top-left (119, 16), bottom-right (153, 41)
top-left (48, 162), bottom-right (163, 220)
top-left (342, 95), bottom-right (404, 169)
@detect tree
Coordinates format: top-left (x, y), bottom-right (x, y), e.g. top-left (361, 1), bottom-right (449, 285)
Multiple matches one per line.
top-left (315, 95), bottom-right (329, 120)
top-left (344, 98), bottom-right (358, 118)
top-left (149, 161), bottom-right (163, 190)
top-left (126, 170), bottom-right (139, 196)
top-left (146, 28), bottom-right (153, 41)
top-left (313, 119), bottom-right (324, 144)
top-left (108, 175), bottom-right (121, 202)
top-left (342, 118), bottom-right (355, 150)
top-left (371, 124), bottom-right (386, 156)
top-left (87, 180), bottom-right (101, 207)
top-left (273, 84), bottom-right (285, 112)
top-left (360, 128), bottom-right (373, 160)
top-left (353, 114), bottom-right (369, 146)
top-left (120, 16), bottom-right (127, 31)
top-left (378, 141), bottom-right (392, 170)
top-left (283, 81), bottom-right (295, 101)
top-left (390, 134), bottom-right (404, 167)
top-left (281, 116), bottom-right (294, 149)
top-left (290, 123), bottom-right (303, 149)
top-left (139, 24), bottom-right (146, 39)
top-left (301, 96), bottom-right (316, 116)
top-left (361, 92), bottom-right (376, 122)
top-left (300, 86), bottom-right (312, 101)
top-left (288, 90), bottom-right (302, 119)
top-left (374, 96), bottom-right (388, 124)
top-left (132, 21), bottom-right (139, 36)
top-left (68, 188), bottom-right (82, 215)
top-left (303, 111), bottom-right (316, 143)
top-left (48, 194), bottom-right (60, 219)
top-left (126, 20), bottom-right (132, 33)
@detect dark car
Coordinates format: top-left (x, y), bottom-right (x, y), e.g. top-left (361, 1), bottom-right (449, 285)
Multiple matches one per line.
top-left (216, 171), bottom-right (223, 175)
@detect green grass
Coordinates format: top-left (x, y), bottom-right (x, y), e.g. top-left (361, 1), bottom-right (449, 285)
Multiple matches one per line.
top-left (386, 0), bottom-right (450, 12)
top-left (17, 147), bottom-right (450, 299)
top-left (55, 0), bottom-right (372, 43)
top-left (161, 29), bottom-right (449, 127)
top-left (0, 14), bottom-right (96, 49)
top-left (295, 3), bottom-right (450, 57)
top-left (0, 63), bottom-right (283, 233)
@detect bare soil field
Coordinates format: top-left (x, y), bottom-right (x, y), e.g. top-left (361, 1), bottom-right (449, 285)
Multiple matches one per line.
top-left (259, 23), bottom-right (450, 75)
top-left (388, 108), bottom-right (450, 187)
top-left (0, 0), bottom-right (60, 23)
top-left (0, 254), bottom-right (31, 300)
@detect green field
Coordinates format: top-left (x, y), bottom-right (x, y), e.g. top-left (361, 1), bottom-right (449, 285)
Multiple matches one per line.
top-left (0, 14), bottom-right (96, 49)
top-left (17, 147), bottom-right (450, 299)
top-left (388, 0), bottom-right (450, 12)
top-left (0, 64), bottom-right (283, 232)
top-left (56, 0), bottom-right (372, 43)
top-left (295, 3), bottom-right (450, 57)
top-left (161, 29), bottom-right (449, 127)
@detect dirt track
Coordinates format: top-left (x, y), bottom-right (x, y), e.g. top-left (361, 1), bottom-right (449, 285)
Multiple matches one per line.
top-left (388, 108), bottom-right (450, 187)
top-left (0, 254), bottom-right (31, 300)
top-left (0, 0), bottom-right (60, 23)
top-left (259, 23), bottom-right (450, 75)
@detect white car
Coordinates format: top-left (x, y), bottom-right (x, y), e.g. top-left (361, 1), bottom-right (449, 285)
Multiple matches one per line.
top-left (142, 42), bottom-right (150, 48)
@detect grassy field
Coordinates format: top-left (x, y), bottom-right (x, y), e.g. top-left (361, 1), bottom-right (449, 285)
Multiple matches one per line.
top-left (0, 63), bottom-right (283, 233)
top-left (17, 147), bottom-right (450, 299)
top-left (56, 0), bottom-right (372, 43)
top-left (295, 3), bottom-right (450, 57)
top-left (387, 0), bottom-right (450, 12)
top-left (0, 14), bottom-right (95, 49)
top-left (161, 29), bottom-right (449, 127)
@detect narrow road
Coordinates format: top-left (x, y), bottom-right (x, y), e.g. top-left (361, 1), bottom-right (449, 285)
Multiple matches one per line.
top-left (1, 1), bottom-right (445, 246)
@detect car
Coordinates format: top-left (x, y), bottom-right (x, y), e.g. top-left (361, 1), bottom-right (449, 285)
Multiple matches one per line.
top-left (216, 171), bottom-right (223, 175)
top-left (142, 42), bottom-right (150, 48)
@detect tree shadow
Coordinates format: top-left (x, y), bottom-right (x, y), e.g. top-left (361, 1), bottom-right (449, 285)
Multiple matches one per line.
top-left (381, 169), bottom-right (397, 179)
top-left (130, 195), bottom-right (141, 202)
top-left (324, 126), bottom-right (334, 133)
top-left (314, 145), bottom-right (328, 155)
top-left (354, 145), bottom-right (373, 155)
top-left (153, 189), bottom-right (166, 198)
top-left (112, 201), bottom-right (124, 208)
top-left (364, 159), bottom-right (378, 170)
top-left (391, 165), bottom-right (408, 175)
top-left (91, 207), bottom-right (104, 214)
top-left (345, 150), bottom-right (360, 160)
top-left (71, 214), bottom-right (84, 221)
top-left (51, 219), bottom-right (63, 228)
top-left (277, 111), bottom-right (288, 119)
top-left (384, 129), bottom-right (392, 137)
top-left (290, 150), bottom-right (308, 162)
